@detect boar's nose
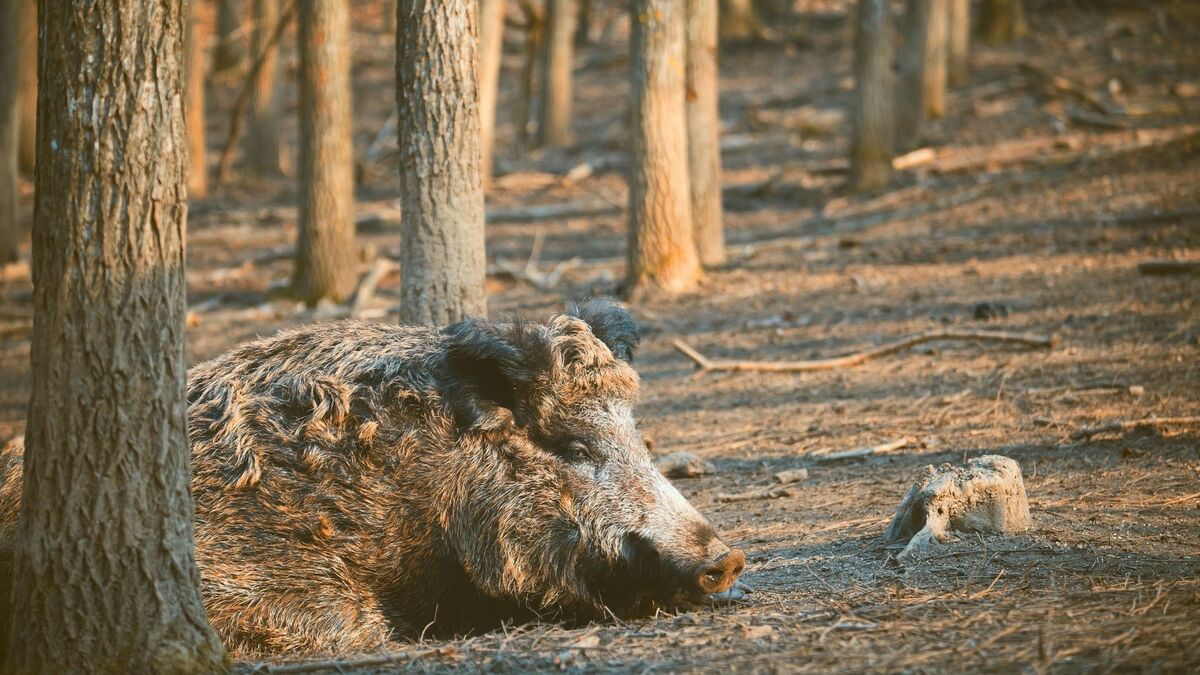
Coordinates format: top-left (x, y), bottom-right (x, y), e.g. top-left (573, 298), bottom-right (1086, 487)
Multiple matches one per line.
top-left (692, 548), bottom-right (746, 595)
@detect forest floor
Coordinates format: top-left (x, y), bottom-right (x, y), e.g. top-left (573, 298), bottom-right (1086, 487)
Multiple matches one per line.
top-left (2, 1), bottom-right (1199, 672)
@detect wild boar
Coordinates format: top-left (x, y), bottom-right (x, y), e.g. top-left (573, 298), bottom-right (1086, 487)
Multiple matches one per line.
top-left (0, 299), bottom-right (745, 657)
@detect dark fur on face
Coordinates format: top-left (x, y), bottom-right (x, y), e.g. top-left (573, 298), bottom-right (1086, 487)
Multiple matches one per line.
top-left (0, 299), bottom-right (738, 657)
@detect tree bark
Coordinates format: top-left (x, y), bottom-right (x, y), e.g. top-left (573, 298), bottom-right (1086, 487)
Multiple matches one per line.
top-left (186, 1), bottom-right (209, 198)
top-left (626, 0), bottom-right (701, 299)
top-left (851, 0), bottom-right (895, 192)
top-left (515, 4), bottom-right (543, 151)
top-left (537, 0), bottom-right (576, 147)
top-left (244, 0), bottom-right (284, 176)
top-left (293, 0), bottom-right (358, 304)
top-left (894, 0), bottom-right (946, 152)
top-left (720, 0), bottom-right (763, 41)
top-left (3, 2), bottom-right (230, 672)
top-left (384, 0), bottom-right (397, 35)
top-left (16, 0), bottom-right (35, 175)
top-left (979, 0), bottom-right (1026, 44)
top-left (396, 0), bottom-right (487, 325)
top-left (479, 0), bottom-right (505, 190)
top-left (214, 0), bottom-right (245, 73)
top-left (0, 0), bottom-right (20, 264)
top-left (685, 0), bottom-right (725, 266)
top-left (947, 0), bottom-right (969, 86)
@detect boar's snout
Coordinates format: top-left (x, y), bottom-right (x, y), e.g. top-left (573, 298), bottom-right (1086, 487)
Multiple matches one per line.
top-left (693, 548), bottom-right (746, 595)
top-left (622, 526), bottom-right (746, 599)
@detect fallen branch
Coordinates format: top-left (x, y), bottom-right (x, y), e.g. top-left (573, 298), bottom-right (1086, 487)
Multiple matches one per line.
top-left (716, 486), bottom-right (798, 503)
top-left (814, 437), bottom-right (912, 462)
top-left (260, 649), bottom-right (439, 674)
top-left (486, 201), bottom-right (621, 224)
top-left (1137, 260), bottom-right (1200, 276)
top-left (1070, 416), bottom-right (1200, 440)
top-left (492, 230), bottom-right (580, 289)
top-left (674, 329), bottom-right (1057, 375)
top-left (349, 258), bottom-right (396, 319)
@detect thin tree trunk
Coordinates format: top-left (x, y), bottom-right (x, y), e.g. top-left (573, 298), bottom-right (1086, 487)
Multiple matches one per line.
top-left (720, 0), bottom-right (763, 41)
top-left (479, 0), bottom-right (505, 190)
top-left (16, 0), bottom-right (35, 175)
top-left (538, 0), bottom-right (576, 147)
top-left (0, 0), bottom-right (19, 264)
top-left (894, 0), bottom-right (945, 152)
top-left (244, 0), bottom-right (283, 176)
top-left (851, 0), bottom-right (895, 192)
top-left (626, 0), bottom-right (701, 299)
top-left (515, 4), bottom-right (543, 151)
top-left (186, 2), bottom-right (209, 198)
top-left (575, 0), bottom-right (592, 46)
top-left (293, 0), bottom-right (358, 304)
top-left (979, 0), bottom-right (1025, 44)
top-left (214, 0), bottom-right (245, 72)
top-left (685, 0), bottom-right (725, 267)
top-left (3, 2), bottom-right (230, 671)
top-left (384, 0), bottom-right (397, 35)
top-left (947, 0), bottom-right (969, 86)
top-left (396, 0), bottom-right (487, 325)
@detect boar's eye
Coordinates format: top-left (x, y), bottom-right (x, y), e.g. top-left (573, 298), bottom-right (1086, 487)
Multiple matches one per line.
top-left (560, 439), bottom-right (602, 465)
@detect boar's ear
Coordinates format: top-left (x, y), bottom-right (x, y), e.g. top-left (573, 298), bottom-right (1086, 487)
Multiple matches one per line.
top-left (440, 319), bottom-right (550, 429)
top-left (569, 298), bottom-right (640, 362)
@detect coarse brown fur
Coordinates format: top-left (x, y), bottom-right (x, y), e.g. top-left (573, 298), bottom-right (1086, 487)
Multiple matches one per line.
top-left (0, 300), bottom-right (741, 658)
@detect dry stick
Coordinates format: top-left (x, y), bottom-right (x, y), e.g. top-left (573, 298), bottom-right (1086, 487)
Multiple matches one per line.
top-left (348, 258), bottom-right (395, 319)
top-left (261, 649), bottom-right (439, 674)
top-left (814, 437), bottom-right (911, 462)
top-left (214, 0), bottom-right (298, 189)
top-left (1070, 416), bottom-right (1200, 440)
top-left (673, 329), bottom-right (1057, 375)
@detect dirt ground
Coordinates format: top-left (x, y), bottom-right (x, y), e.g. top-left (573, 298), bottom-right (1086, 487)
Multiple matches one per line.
top-left (2, 1), bottom-right (1199, 672)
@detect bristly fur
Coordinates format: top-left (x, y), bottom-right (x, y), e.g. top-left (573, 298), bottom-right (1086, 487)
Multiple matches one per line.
top-left (0, 300), bottom-right (732, 658)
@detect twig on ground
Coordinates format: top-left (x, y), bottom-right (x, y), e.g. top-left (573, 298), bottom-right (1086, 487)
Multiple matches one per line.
top-left (493, 230), bottom-right (580, 289)
top-left (813, 437), bottom-right (912, 462)
top-left (674, 329), bottom-right (1057, 375)
top-left (716, 486), bottom-right (798, 503)
top-left (349, 258), bottom-right (396, 319)
top-left (258, 649), bottom-right (439, 674)
top-left (1070, 416), bottom-right (1200, 440)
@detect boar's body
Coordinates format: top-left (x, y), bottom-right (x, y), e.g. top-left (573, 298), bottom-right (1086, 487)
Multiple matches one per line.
top-left (0, 301), bottom-right (744, 657)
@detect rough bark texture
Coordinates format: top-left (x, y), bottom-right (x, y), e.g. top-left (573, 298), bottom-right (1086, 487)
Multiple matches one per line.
top-left (214, 0), bottom-right (245, 72)
top-left (479, 0), bottom-right (505, 190)
top-left (947, 0), bottom-right (969, 86)
top-left (244, 0), bottom-right (283, 176)
top-left (895, 0), bottom-right (945, 152)
top-left (979, 0), bottom-right (1026, 44)
top-left (538, 0), bottom-right (577, 147)
top-left (626, 0), bottom-right (702, 299)
top-left (0, 0), bottom-right (19, 264)
top-left (685, 0), bottom-right (725, 266)
top-left (16, 0), bottom-right (35, 175)
top-left (720, 0), bottom-right (763, 41)
top-left (2, 2), bottom-right (230, 672)
top-left (186, 1), bottom-right (209, 198)
top-left (850, 0), bottom-right (895, 192)
top-left (292, 0), bottom-right (358, 304)
top-left (395, 0), bottom-right (487, 325)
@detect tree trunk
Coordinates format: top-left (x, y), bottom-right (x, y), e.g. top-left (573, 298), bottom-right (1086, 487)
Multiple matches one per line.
top-left (626, 0), bottom-right (701, 299)
top-left (293, 0), bottom-right (358, 304)
top-left (16, 0), bottom-right (35, 175)
top-left (537, 0), bottom-right (576, 147)
top-left (979, 0), bottom-right (1025, 44)
top-left (0, 0), bottom-right (19, 264)
top-left (214, 0), bottom-right (245, 72)
top-left (575, 0), bottom-right (592, 46)
top-left (3, 2), bottom-right (230, 671)
top-left (947, 0), bottom-right (969, 86)
top-left (894, 0), bottom-right (946, 152)
top-left (720, 0), bottom-right (763, 41)
top-left (850, 0), bottom-right (895, 192)
top-left (685, 0), bottom-right (725, 267)
top-left (186, 2), bottom-right (209, 198)
top-left (244, 0), bottom-right (284, 176)
top-left (396, 0), bottom-right (487, 325)
top-left (515, 5), bottom-right (543, 150)
top-left (384, 0), bottom-right (397, 35)
top-left (479, 0), bottom-right (505, 190)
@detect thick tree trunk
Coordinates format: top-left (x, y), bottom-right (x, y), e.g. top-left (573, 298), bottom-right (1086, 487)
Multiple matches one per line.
top-left (979, 0), bottom-right (1025, 44)
top-left (685, 0), bottom-right (725, 267)
top-left (186, 2), bottom-right (209, 198)
top-left (479, 0), bottom-right (505, 190)
top-left (851, 0), bottom-right (895, 192)
top-left (0, 0), bottom-right (19, 264)
top-left (720, 0), bottom-right (763, 41)
top-left (396, 0), bottom-right (487, 325)
top-left (3, 2), bottom-right (230, 672)
top-left (214, 0), bottom-right (245, 72)
top-left (293, 0), bottom-right (358, 304)
top-left (16, 0), bottom-right (35, 175)
top-left (244, 0), bottom-right (284, 176)
top-left (947, 0), bottom-right (969, 86)
top-left (537, 0), bottom-right (576, 147)
top-left (626, 0), bottom-right (701, 299)
top-left (894, 0), bottom-right (946, 152)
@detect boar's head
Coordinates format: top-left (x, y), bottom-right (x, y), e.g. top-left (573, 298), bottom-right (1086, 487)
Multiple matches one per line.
top-left (437, 299), bottom-right (745, 620)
